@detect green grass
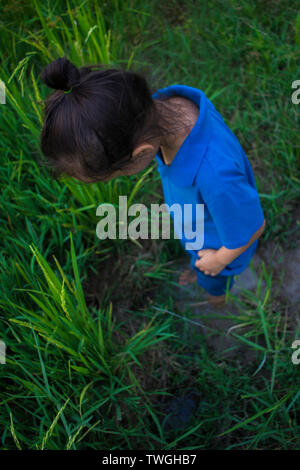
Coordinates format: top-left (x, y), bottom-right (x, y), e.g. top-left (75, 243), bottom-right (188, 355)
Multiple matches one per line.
top-left (0, 0), bottom-right (299, 450)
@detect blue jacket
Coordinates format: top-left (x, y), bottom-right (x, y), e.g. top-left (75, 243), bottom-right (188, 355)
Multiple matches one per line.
top-left (152, 84), bottom-right (265, 276)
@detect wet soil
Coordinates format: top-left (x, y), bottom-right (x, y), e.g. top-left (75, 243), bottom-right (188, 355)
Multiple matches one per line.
top-left (83, 203), bottom-right (300, 431)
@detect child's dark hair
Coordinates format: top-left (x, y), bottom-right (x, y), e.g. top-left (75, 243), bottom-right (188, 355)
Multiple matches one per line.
top-left (40, 56), bottom-right (185, 182)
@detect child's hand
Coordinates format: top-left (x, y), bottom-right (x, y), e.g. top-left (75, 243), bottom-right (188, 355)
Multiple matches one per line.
top-left (195, 249), bottom-right (227, 276)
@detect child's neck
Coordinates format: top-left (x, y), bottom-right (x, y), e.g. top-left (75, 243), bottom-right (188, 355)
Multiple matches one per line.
top-left (160, 143), bottom-right (176, 166)
top-left (156, 96), bottom-right (199, 166)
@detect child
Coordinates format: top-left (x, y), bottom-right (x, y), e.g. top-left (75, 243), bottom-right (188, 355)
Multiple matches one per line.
top-left (40, 57), bottom-right (266, 307)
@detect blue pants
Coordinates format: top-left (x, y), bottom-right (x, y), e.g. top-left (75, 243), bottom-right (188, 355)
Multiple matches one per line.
top-left (189, 251), bottom-right (235, 296)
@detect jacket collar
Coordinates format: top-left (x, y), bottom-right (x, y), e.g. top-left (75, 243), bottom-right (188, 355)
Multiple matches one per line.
top-left (152, 84), bottom-right (212, 187)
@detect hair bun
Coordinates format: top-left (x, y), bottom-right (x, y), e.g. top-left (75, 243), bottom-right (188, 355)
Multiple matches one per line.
top-left (41, 56), bottom-right (80, 92)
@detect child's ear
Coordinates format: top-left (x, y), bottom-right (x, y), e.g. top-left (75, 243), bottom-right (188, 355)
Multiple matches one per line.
top-left (132, 143), bottom-right (153, 158)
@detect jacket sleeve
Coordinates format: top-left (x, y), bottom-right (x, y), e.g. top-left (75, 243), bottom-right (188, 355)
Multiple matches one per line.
top-left (196, 158), bottom-right (265, 250)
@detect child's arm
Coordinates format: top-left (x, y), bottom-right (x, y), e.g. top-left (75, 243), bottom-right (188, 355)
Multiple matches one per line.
top-left (215, 218), bottom-right (266, 266)
top-left (195, 154), bottom-right (266, 277)
top-left (195, 219), bottom-right (266, 276)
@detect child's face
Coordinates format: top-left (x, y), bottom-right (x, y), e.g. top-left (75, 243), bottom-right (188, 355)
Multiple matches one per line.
top-left (74, 138), bottom-right (160, 183)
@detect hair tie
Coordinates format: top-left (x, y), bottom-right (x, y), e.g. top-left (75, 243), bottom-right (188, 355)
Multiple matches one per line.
top-left (64, 87), bottom-right (72, 94)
